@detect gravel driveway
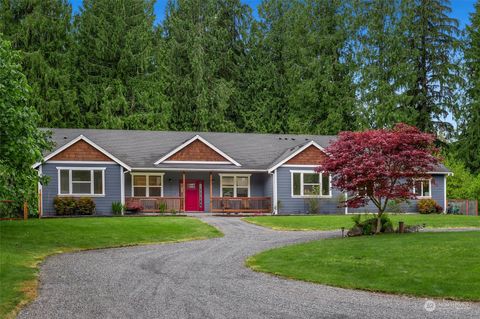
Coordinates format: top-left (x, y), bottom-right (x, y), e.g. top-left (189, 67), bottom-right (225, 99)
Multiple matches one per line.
top-left (18, 217), bottom-right (480, 319)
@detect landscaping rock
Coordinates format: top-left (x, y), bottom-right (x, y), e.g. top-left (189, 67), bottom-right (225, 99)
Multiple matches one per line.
top-left (347, 226), bottom-right (363, 237)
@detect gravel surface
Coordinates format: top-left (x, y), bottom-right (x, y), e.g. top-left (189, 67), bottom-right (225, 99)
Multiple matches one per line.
top-left (18, 217), bottom-right (480, 319)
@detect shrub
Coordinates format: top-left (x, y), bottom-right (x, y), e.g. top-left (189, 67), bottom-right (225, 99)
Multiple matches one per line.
top-left (111, 201), bottom-right (124, 215)
top-left (307, 197), bottom-right (320, 214)
top-left (158, 202), bottom-right (167, 214)
top-left (77, 197), bottom-right (95, 215)
top-left (348, 214), bottom-right (394, 236)
top-left (126, 201), bottom-right (143, 212)
top-left (418, 199), bottom-right (442, 214)
top-left (54, 197), bottom-right (77, 215)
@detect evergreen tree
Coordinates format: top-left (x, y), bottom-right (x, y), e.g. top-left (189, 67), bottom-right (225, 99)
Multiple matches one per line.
top-left (457, 0), bottom-right (480, 174)
top-left (245, 0), bottom-right (355, 134)
top-left (285, 0), bottom-right (356, 134)
top-left (404, 0), bottom-right (461, 133)
top-left (74, 0), bottom-right (170, 129)
top-left (163, 0), bottom-right (251, 132)
top-left (0, 36), bottom-right (51, 215)
top-left (354, 0), bottom-right (417, 129)
top-left (0, 0), bottom-right (79, 127)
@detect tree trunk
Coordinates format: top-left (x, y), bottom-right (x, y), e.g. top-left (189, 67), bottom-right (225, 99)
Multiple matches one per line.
top-left (375, 211), bottom-right (384, 234)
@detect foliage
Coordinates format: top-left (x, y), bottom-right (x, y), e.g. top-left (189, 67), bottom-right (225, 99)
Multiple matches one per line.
top-left (318, 123), bottom-right (439, 232)
top-left (457, 0), bottom-right (480, 174)
top-left (306, 197), bottom-right (320, 214)
top-left (443, 155), bottom-right (480, 200)
top-left (111, 202), bottom-right (124, 215)
top-left (0, 36), bottom-right (51, 213)
top-left (158, 201), bottom-right (167, 214)
top-left (0, 217), bottom-right (222, 318)
top-left (53, 197), bottom-right (77, 215)
top-left (417, 199), bottom-right (443, 214)
top-left (53, 197), bottom-right (95, 215)
top-left (247, 231), bottom-right (480, 300)
top-left (348, 214), bottom-right (394, 235)
top-left (76, 197), bottom-right (95, 215)
top-left (0, 0), bottom-right (79, 128)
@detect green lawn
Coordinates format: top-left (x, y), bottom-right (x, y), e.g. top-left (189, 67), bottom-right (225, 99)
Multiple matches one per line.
top-left (247, 231), bottom-right (480, 300)
top-left (0, 217), bottom-right (221, 318)
top-left (244, 214), bottom-right (480, 231)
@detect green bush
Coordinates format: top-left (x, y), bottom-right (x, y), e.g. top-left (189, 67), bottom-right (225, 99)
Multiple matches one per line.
top-left (349, 214), bottom-right (394, 236)
top-left (111, 201), bottom-right (124, 215)
top-left (54, 197), bottom-right (77, 215)
top-left (53, 197), bottom-right (95, 215)
top-left (77, 197), bottom-right (95, 215)
top-left (418, 199), bottom-right (442, 214)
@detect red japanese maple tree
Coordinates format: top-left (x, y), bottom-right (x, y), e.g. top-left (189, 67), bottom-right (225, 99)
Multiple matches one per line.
top-left (317, 123), bottom-right (440, 233)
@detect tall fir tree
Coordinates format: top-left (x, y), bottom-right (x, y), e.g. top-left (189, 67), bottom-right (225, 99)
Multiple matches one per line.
top-left (74, 0), bottom-right (170, 129)
top-left (457, 0), bottom-right (480, 174)
top-left (163, 0), bottom-right (251, 132)
top-left (354, 0), bottom-right (417, 129)
top-left (404, 0), bottom-right (462, 133)
top-left (0, 0), bottom-right (79, 127)
top-left (245, 0), bottom-right (355, 134)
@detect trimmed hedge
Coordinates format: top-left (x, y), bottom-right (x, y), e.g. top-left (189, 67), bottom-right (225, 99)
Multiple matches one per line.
top-left (54, 197), bottom-right (96, 215)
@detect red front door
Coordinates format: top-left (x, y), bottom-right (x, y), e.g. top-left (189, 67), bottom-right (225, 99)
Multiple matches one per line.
top-left (180, 180), bottom-right (204, 212)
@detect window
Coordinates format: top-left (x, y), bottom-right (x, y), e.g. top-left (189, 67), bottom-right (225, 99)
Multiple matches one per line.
top-left (220, 174), bottom-right (250, 197)
top-left (291, 171), bottom-right (331, 197)
top-left (413, 179), bottom-right (431, 198)
top-left (132, 173), bottom-right (164, 197)
top-left (58, 168), bottom-right (105, 196)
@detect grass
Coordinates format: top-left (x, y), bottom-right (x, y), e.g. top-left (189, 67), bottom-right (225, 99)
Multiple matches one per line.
top-left (244, 214), bottom-right (480, 231)
top-left (0, 217), bottom-right (222, 318)
top-left (247, 231), bottom-right (480, 301)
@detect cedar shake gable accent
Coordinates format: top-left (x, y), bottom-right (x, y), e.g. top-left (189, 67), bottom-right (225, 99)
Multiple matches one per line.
top-left (155, 135), bottom-right (241, 166)
top-left (51, 140), bottom-right (111, 161)
top-left (166, 139), bottom-right (227, 162)
top-left (285, 145), bottom-right (328, 165)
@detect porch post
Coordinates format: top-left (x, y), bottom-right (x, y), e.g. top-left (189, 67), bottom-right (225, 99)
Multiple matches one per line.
top-left (209, 172), bottom-right (213, 212)
top-left (182, 172), bottom-right (186, 212)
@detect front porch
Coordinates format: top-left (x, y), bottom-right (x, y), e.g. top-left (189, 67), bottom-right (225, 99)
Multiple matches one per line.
top-left (124, 171), bottom-right (272, 214)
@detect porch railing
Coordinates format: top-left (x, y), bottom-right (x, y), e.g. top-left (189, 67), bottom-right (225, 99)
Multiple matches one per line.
top-left (211, 197), bottom-right (271, 213)
top-left (125, 197), bottom-right (182, 212)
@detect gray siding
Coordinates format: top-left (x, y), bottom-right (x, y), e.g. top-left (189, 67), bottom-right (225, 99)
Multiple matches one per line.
top-left (124, 171), bottom-right (269, 212)
top-left (276, 167), bottom-right (345, 214)
top-left (345, 174), bottom-right (446, 214)
top-left (41, 162), bottom-right (122, 216)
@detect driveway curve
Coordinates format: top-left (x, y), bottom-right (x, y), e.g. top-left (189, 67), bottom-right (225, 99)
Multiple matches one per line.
top-left (19, 217), bottom-right (480, 319)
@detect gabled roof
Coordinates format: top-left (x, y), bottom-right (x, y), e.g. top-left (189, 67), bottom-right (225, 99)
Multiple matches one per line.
top-left (154, 135), bottom-right (241, 166)
top-left (267, 141), bottom-right (327, 173)
top-left (39, 128), bottom-right (451, 173)
top-left (33, 134), bottom-right (131, 171)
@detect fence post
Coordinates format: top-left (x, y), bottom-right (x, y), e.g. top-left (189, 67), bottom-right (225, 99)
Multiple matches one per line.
top-left (23, 201), bottom-right (28, 220)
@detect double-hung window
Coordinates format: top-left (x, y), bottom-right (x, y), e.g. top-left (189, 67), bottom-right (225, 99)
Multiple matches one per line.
top-left (220, 174), bottom-right (250, 197)
top-left (132, 174), bottom-right (164, 197)
top-left (413, 179), bottom-right (431, 198)
top-left (291, 171), bottom-right (331, 197)
top-left (58, 168), bottom-right (105, 196)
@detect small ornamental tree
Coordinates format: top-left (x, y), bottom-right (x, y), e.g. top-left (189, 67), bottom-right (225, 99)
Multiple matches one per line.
top-left (317, 123), bottom-right (440, 233)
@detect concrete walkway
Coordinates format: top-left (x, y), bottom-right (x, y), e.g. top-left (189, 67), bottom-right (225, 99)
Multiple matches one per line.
top-left (18, 217), bottom-right (480, 319)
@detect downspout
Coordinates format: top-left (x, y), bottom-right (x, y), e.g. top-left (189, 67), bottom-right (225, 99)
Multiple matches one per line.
top-left (120, 166), bottom-right (125, 215)
top-left (272, 170), bottom-right (278, 215)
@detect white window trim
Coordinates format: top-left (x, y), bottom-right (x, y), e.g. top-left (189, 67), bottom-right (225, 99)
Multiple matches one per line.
top-left (290, 170), bottom-right (332, 198)
top-left (131, 172), bottom-right (165, 197)
top-left (219, 174), bottom-right (251, 197)
top-left (57, 167), bottom-right (106, 197)
top-left (413, 178), bottom-right (432, 199)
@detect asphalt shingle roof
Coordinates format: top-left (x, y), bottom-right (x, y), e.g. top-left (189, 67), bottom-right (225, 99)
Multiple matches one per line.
top-left (43, 128), bottom-right (450, 173)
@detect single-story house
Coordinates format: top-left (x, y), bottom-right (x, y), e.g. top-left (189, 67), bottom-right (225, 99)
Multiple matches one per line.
top-left (33, 129), bottom-right (450, 216)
